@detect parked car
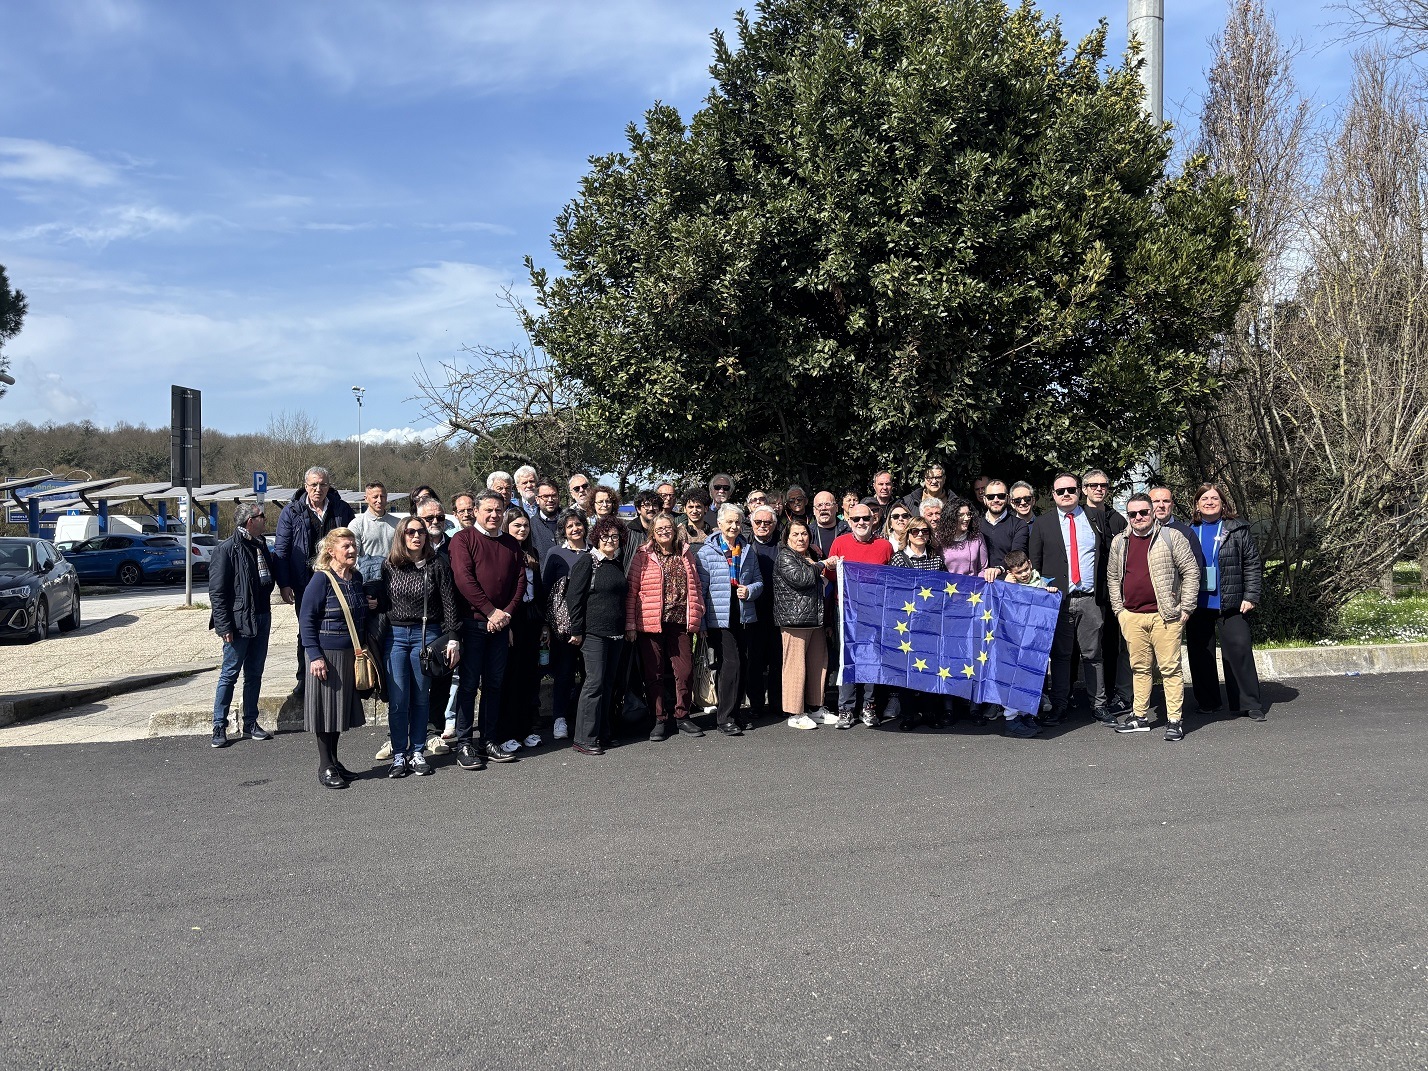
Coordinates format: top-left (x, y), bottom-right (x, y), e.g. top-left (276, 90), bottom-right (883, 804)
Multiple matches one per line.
top-left (190, 533), bottom-right (219, 578)
top-left (63, 534), bottom-right (188, 586)
top-left (0, 536), bottom-right (82, 642)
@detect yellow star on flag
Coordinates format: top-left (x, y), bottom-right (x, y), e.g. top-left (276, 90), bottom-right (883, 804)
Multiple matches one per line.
top-left (902, 600), bottom-right (917, 613)
top-left (944, 582), bottom-right (959, 596)
top-left (899, 640), bottom-right (913, 653)
top-left (985, 630), bottom-right (995, 644)
top-left (913, 658), bottom-right (929, 672)
top-left (968, 591), bottom-right (984, 607)
top-left (919, 586), bottom-right (933, 600)
top-left (895, 620), bottom-right (909, 634)
top-left (962, 664), bottom-right (976, 678)
top-left (977, 650), bottom-right (988, 665)
top-left (937, 666), bottom-right (952, 680)
top-left (982, 609), bottom-right (993, 622)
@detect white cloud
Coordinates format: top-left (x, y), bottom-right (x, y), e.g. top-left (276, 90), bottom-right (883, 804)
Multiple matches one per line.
top-left (0, 137), bottom-right (119, 187)
top-left (5, 203), bottom-right (201, 246)
top-left (254, 0), bottom-right (726, 97)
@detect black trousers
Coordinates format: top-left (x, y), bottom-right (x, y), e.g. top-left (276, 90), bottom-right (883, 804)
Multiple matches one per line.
top-left (1186, 607), bottom-right (1264, 713)
top-left (1049, 595), bottom-right (1105, 714)
top-left (574, 635), bottom-right (623, 747)
top-left (1100, 601), bottom-right (1133, 706)
top-left (744, 613), bottom-right (781, 718)
top-left (706, 623), bottom-right (747, 727)
top-left (498, 614), bottom-right (543, 741)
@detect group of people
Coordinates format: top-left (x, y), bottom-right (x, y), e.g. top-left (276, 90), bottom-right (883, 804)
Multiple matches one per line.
top-left (206, 461), bottom-right (1266, 788)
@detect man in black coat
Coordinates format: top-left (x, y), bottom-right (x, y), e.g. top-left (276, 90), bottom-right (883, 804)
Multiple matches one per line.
top-left (1082, 468), bottom-right (1132, 716)
top-left (980, 478), bottom-right (1029, 578)
top-left (208, 502), bottom-right (276, 748)
top-left (1028, 472), bottom-right (1110, 726)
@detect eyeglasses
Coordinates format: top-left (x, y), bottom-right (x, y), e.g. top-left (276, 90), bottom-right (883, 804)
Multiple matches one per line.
top-left (598, 534), bottom-right (620, 543)
top-left (1053, 487), bottom-right (1078, 496)
top-left (1126, 508), bottom-right (1151, 519)
top-left (985, 493), bottom-right (1007, 501)
top-left (1011, 496), bottom-right (1034, 506)
top-left (1084, 481), bottom-right (1109, 490)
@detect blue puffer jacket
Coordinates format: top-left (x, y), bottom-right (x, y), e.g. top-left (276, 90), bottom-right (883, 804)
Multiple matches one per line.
top-left (696, 536), bottom-right (764, 628)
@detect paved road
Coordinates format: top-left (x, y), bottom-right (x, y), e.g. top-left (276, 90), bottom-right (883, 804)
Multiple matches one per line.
top-left (81, 579), bottom-right (212, 623)
top-left (1, 673), bottom-right (1425, 1070)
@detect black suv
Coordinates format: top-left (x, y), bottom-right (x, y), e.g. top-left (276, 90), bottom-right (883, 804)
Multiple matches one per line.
top-left (0, 537), bottom-right (82, 642)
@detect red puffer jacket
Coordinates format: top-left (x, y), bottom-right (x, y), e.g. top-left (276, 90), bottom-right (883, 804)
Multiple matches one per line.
top-left (625, 544), bottom-right (704, 633)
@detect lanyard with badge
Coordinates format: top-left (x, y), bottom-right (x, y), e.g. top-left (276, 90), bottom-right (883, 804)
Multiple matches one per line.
top-left (1204, 521), bottom-right (1223, 592)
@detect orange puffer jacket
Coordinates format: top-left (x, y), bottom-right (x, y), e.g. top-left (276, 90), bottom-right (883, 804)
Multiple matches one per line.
top-left (625, 544), bottom-right (705, 633)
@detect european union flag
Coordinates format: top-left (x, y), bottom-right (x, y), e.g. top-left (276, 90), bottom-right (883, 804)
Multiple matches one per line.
top-left (837, 562), bottom-right (1061, 714)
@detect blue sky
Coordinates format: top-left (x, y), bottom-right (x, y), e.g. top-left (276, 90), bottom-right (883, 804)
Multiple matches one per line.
top-left (0, 0), bottom-right (1362, 445)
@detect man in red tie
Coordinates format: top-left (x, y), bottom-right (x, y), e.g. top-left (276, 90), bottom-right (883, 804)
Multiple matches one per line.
top-left (1028, 472), bottom-right (1110, 727)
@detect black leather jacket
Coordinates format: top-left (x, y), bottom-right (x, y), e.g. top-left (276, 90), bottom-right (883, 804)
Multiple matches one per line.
top-left (773, 547), bottom-right (823, 628)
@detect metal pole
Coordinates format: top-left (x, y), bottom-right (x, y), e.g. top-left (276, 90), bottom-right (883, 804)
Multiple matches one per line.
top-left (1128, 0), bottom-right (1164, 126)
top-left (184, 485), bottom-right (194, 606)
top-left (352, 386), bottom-right (365, 490)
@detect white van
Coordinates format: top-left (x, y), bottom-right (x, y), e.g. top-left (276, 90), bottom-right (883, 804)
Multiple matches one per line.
top-left (52, 513), bottom-right (172, 545)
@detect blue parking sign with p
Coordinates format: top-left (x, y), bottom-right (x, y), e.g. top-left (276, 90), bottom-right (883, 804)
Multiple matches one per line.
top-left (253, 471), bottom-right (268, 496)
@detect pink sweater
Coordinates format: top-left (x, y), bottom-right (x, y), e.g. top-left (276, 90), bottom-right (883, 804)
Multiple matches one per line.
top-left (942, 537), bottom-right (988, 576)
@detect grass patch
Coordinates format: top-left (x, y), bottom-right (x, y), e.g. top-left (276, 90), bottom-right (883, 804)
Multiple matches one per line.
top-left (1261, 590), bottom-right (1428, 648)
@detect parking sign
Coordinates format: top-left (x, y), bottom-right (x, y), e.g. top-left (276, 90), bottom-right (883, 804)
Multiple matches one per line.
top-left (253, 471), bottom-right (267, 502)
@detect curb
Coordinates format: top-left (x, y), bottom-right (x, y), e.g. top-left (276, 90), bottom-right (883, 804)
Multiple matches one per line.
top-left (0, 665), bottom-right (218, 728)
top-left (148, 691), bottom-right (384, 737)
top-left (1251, 641), bottom-right (1428, 679)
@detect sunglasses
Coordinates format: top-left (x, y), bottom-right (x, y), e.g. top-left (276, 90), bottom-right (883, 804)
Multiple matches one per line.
top-left (849, 515), bottom-right (873, 523)
top-left (1084, 482), bottom-right (1110, 490)
top-left (985, 493), bottom-right (1007, 501)
top-left (1126, 508), bottom-right (1151, 519)
top-left (908, 526), bottom-right (929, 535)
top-left (1053, 487), bottom-right (1079, 496)
top-left (570, 483), bottom-right (589, 492)
top-left (1011, 496), bottom-right (1034, 506)
top-left (752, 518), bottom-right (775, 525)
top-left (713, 485), bottom-right (732, 492)
top-left (889, 512), bottom-right (910, 521)
top-left (404, 528), bottom-right (427, 538)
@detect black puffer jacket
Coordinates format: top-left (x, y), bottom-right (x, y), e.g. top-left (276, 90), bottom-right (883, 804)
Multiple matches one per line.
top-left (1198, 517), bottom-right (1262, 609)
top-left (773, 547), bottom-right (823, 628)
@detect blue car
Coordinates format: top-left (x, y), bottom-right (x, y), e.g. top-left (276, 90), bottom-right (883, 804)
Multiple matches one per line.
top-left (63, 534), bottom-right (188, 587)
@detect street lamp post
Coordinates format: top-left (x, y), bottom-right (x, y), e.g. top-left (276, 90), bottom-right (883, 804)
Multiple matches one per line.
top-left (351, 385), bottom-right (366, 489)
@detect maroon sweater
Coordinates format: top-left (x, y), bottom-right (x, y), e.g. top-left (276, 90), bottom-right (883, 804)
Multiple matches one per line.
top-left (449, 527), bottom-right (526, 622)
top-left (1122, 532), bottom-right (1158, 614)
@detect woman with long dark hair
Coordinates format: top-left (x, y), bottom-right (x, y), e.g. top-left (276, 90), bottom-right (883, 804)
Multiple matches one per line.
top-left (497, 508), bottom-right (547, 753)
top-left (540, 509), bottom-right (589, 741)
top-left (379, 517), bottom-right (460, 777)
top-left (773, 519), bottom-right (831, 730)
top-left (937, 497), bottom-right (988, 576)
top-left (1186, 483), bottom-right (1267, 721)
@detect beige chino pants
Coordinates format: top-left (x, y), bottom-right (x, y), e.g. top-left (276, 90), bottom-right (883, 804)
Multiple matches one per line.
top-left (1117, 610), bottom-right (1185, 724)
top-left (780, 627), bottom-right (828, 715)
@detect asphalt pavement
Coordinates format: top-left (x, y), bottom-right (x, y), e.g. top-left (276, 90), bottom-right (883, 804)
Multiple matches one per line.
top-left (1, 672), bottom-right (1425, 1071)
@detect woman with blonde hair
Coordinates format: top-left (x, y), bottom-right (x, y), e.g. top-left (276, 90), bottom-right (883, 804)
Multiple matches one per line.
top-left (299, 528), bottom-right (370, 789)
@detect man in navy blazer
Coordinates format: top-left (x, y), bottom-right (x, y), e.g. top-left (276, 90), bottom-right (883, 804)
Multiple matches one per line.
top-left (1028, 472), bottom-right (1111, 727)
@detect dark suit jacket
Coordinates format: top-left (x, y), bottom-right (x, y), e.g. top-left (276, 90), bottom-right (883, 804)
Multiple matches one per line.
top-left (1082, 506), bottom-right (1124, 603)
top-left (1028, 508), bottom-right (1102, 601)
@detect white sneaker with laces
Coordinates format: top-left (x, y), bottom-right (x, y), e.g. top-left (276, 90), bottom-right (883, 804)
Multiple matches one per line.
top-left (523, 733), bottom-right (543, 748)
top-left (786, 714), bottom-right (818, 730)
top-left (814, 707), bottom-right (840, 725)
top-left (427, 735), bottom-right (450, 755)
top-left (553, 717), bottom-right (569, 740)
top-left (501, 738), bottom-right (521, 753)
top-left (375, 741), bottom-right (393, 761)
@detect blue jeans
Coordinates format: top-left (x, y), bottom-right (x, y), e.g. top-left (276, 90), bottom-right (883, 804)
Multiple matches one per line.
top-left (386, 623), bottom-right (437, 754)
top-left (213, 617), bottom-right (271, 729)
top-left (455, 618), bottom-right (509, 746)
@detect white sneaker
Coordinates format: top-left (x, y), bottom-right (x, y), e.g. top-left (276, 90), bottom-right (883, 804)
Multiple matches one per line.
top-left (375, 741), bottom-right (393, 761)
top-left (553, 717), bottom-right (569, 740)
top-left (441, 719), bottom-right (457, 741)
top-left (501, 738), bottom-right (521, 753)
top-left (427, 735), bottom-right (450, 755)
top-left (786, 714), bottom-right (818, 730)
top-left (523, 733), bottom-right (542, 748)
top-left (813, 707), bottom-right (840, 725)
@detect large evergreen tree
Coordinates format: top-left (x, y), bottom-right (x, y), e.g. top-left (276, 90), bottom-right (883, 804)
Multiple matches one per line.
top-left (0, 264), bottom-right (26, 403)
top-left (526, 0), bottom-right (1255, 489)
